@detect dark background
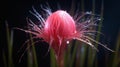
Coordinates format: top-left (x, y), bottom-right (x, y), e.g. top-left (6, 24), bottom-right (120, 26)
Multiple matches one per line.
top-left (0, 0), bottom-right (120, 67)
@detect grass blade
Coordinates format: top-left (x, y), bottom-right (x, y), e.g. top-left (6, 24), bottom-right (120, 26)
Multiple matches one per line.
top-left (30, 34), bottom-right (38, 67)
top-left (6, 22), bottom-right (14, 67)
top-left (112, 30), bottom-right (120, 67)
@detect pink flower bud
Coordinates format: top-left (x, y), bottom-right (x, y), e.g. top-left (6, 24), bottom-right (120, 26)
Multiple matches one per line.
top-left (20, 7), bottom-right (114, 67)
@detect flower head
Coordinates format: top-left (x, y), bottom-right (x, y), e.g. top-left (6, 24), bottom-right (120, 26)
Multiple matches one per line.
top-left (43, 10), bottom-right (77, 53)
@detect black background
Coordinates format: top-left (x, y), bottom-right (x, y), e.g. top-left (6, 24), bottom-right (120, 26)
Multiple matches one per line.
top-left (0, 0), bottom-right (120, 67)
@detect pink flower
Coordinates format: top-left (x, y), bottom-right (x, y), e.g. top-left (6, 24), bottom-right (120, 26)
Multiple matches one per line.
top-left (29, 10), bottom-right (78, 63)
top-left (20, 7), bottom-right (114, 67)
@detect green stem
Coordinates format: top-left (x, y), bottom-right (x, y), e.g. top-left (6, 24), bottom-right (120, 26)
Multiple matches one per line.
top-left (30, 34), bottom-right (38, 67)
top-left (50, 49), bottom-right (57, 67)
top-left (112, 30), bottom-right (120, 67)
top-left (27, 43), bottom-right (32, 67)
top-left (6, 22), bottom-right (14, 67)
